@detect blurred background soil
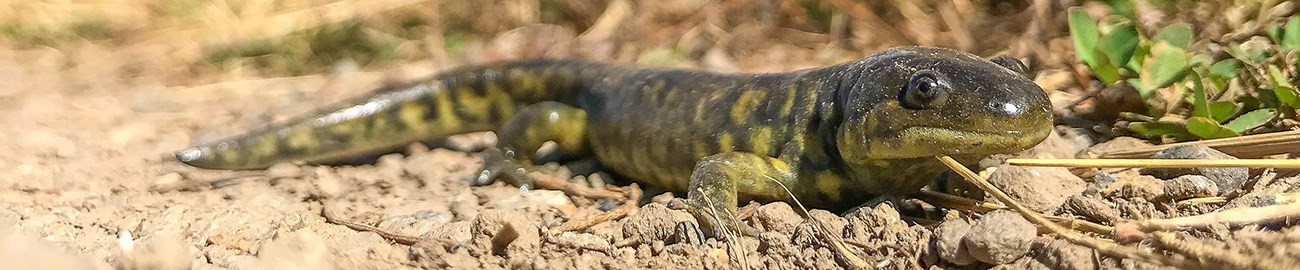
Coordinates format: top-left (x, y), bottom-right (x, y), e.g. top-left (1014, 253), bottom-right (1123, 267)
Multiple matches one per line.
top-left (1, 0), bottom-right (1296, 269)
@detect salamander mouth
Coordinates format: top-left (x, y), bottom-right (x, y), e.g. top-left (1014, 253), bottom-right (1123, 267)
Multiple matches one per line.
top-left (862, 125), bottom-right (1051, 159)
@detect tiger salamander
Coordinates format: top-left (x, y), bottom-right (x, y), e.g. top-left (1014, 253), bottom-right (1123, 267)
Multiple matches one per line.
top-left (176, 46), bottom-right (1053, 232)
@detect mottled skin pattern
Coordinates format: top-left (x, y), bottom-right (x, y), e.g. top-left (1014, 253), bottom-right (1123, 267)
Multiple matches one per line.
top-left (177, 47), bottom-right (1053, 233)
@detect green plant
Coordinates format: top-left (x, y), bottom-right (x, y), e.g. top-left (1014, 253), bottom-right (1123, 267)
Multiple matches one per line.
top-left (1069, 3), bottom-right (1299, 140)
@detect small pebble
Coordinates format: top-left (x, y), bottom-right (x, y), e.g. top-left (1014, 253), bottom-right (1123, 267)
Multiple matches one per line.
top-left (754, 203), bottom-right (802, 233)
top-left (621, 204), bottom-right (694, 245)
top-left (1142, 145), bottom-right (1248, 195)
top-left (1085, 172), bottom-right (1121, 195)
top-left (1077, 136), bottom-right (1153, 159)
top-left (1032, 238), bottom-right (1098, 270)
top-left (963, 210), bottom-right (1035, 265)
top-left (933, 218), bottom-right (976, 265)
top-left (1102, 175), bottom-right (1164, 200)
top-left (1162, 175), bottom-right (1219, 201)
top-left (1062, 195), bottom-right (1120, 224)
top-left (987, 165), bottom-right (1086, 212)
top-left (472, 210), bottom-right (540, 257)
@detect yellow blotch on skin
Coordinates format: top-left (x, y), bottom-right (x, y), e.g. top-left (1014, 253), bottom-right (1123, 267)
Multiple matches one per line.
top-left (719, 133), bottom-right (734, 151)
top-left (398, 103), bottom-right (429, 133)
top-left (749, 127), bottom-right (773, 156)
top-left (730, 90), bottom-right (765, 122)
top-left (815, 171), bottom-right (844, 202)
top-left (433, 88), bottom-right (462, 131)
top-left (780, 84), bottom-right (797, 117)
top-left (694, 142), bottom-right (712, 158)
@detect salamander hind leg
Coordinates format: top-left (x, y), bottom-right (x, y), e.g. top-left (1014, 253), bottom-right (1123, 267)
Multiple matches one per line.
top-left (684, 152), bottom-right (800, 237)
top-left (476, 101), bottom-right (590, 187)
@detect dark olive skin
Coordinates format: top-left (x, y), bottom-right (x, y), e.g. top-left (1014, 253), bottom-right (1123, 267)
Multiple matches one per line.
top-left (177, 46), bottom-right (1052, 233)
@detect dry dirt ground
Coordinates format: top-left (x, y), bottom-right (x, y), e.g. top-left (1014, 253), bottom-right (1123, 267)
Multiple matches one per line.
top-left (3, 2), bottom-right (1300, 270)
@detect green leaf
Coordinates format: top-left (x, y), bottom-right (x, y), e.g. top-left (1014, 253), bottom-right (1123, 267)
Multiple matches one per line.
top-left (1127, 78), bottom-right (1155, 98)
top-left (1269, 65), bottom-right (1300, 107)
top-left (1209, 59), bottom-right (1240, 79)
top-left (1100, 23), bottom-right (1140, 69)
top-left (1092, 57), bottom-right (1123, 83)
top-left (1103, 0), bottom-right (1137, 18)
top-left (1190, 72), bottom-right (1216, 119)
top-left (1125, 41), bottom-right (1149, 72)
top-left (1140, 42), bottom-right (1193, 90)
top-left (1268, 24), bottom-right (1284, 42)
top-left (1208, 101), bottom-right (1239, 122)
top-left (1189, 72), bottom-right (1210, 118)
top-left (1127, 121), bottom-right (1188, 138)
top-left (1223, 108), bottom-right (1275, 132)
top-left (1283, 16), bottom-right (1300, 50)
top-left (1231, 41), bottom-right (1270, 64)
top-left (1069, 8), bottom-right (1102, 68)
top-left (1153, 23), bottom-right (1194, 49)
top-left (1186, 117), bottom-right (1239, 139)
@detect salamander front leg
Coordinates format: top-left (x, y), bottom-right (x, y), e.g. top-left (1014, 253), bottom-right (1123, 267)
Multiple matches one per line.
top-left (476, 101), bottom-right (589, 187)
top-left (685, 152), bottom-right (800, 236)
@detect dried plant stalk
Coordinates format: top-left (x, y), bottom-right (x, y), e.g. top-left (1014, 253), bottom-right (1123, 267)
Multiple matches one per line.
top-left (1099, 130), bottom-right (1300, 159)
top-left (1007, 158), bottom-right (1300, 168)
top-left (936, 156), bottom-right (1202, 269)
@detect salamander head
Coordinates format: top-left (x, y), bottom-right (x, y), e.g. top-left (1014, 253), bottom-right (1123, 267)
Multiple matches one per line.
top-left (836, 46), bottom-right (1052, 162)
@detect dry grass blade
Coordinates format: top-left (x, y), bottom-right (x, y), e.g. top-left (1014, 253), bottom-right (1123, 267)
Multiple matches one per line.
top-left (936, 155), bottom-right (1203, 269)
top-left (551, 183), bottom-right (642, 233)
top-left (1007, 158), bottom-right (1300, 168)
top-left (1116, 203), bottom-right (1300, 238)
top-left (697, 193), bottom-right (749, 270)
top-left (321, 201), bottom-right (454, 246)
top-left (764, 176), bottom-right (874, 270)
top-left (528, 172), bottom-right (624, 200)
top-left (1151, 232), bottom-right (1283, 270)
top-left (1098, 130), bottom-right (1300, 159)
top-left (915, 190), bottom-right (1114, 235)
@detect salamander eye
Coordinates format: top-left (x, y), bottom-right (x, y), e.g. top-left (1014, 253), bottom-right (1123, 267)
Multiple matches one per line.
top-left (899, 70), bottom-right (950, 110)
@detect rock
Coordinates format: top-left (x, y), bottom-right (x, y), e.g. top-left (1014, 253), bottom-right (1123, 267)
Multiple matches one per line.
top-left (487, 189), bottom-right (575, 215)
top-left (1032, 238), bottom-right (1098, 270)
top-left (257, 230), bottom-right (333, 270)
top-left (1142, 145), bottom-right (1248, 195)
top-left (1062, 195), bottom-right (1120, 224)
top-left (472, 210), bottom-right (540, 257)
top-left (933, 218), bottom-right (976, 265)
top-left (843, 203), bottom-right (929, 267)
top-left (425, 221), bottom-right (474, 243)
top-left (987, 165), bottom-right (1086, 212)
top-left (1101, 175), bottom-right (1165, 200)
top-left (1085, 172), bottom-right (1121, 196)
top-left (1162, 175), bottom-right (1219, 201)
top-left (792, 210), bottom-right (848, 248)
top-left (964, 210), bottom-right (1035, 265)
top-left (844, 203), bottom-right (916, 241)
top-left (620, 203), bottom-right (694, 245)
top-left (1077, 136), bottom-right (1153, 159)
top-left (754, 202), bottom-right (802, 233)
top-left (115, 233), bottom-right (192, 270)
